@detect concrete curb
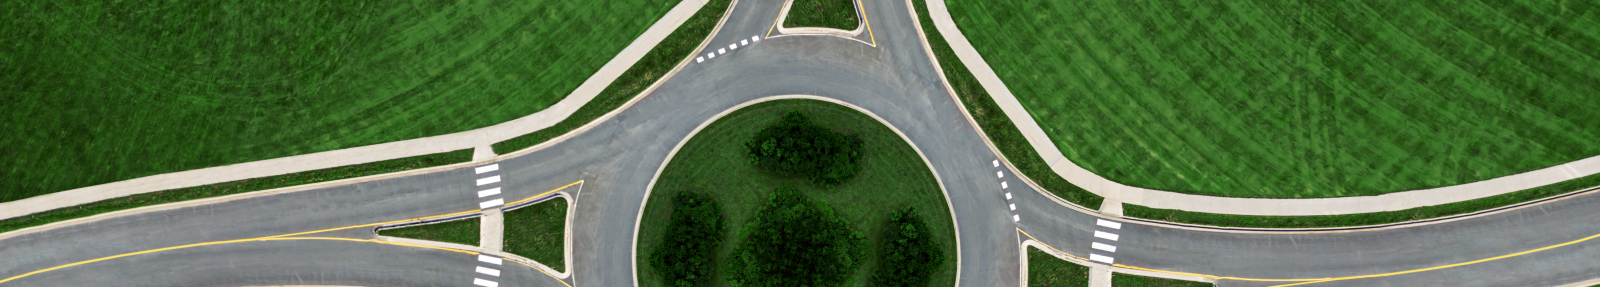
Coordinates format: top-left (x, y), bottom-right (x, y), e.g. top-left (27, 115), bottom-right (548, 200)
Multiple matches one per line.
top-left (1020, 240), bottom-right (1214, 284)
top-left (0, 0), bottom-right (711, 221)
top-left (772, 0), bottom-right (866, 37)
top-left (922, 0), bottom-right (1600, 216)
top-left (500, 191), bottom-right (575, 279)
top-left (631, 95), bottom-right (964, 287)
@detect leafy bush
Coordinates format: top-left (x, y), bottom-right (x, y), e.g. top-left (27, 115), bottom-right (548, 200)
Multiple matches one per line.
top-left (870, 207), bottom-right (944, 287)
top-left (727, 186), bottom-right (867, 287)
top-left (745, 110), bottom-right (865, 188)
top-left (650, 191), bottom-right (725, 287)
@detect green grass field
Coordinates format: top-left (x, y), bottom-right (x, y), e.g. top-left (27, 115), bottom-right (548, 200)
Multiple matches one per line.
top-left (636, 99), bottom-right (956, 287)
top-left (1027, 247), bottom-right (1088, 287)
top-left (1112, 274), bottom-right (1212, 287)
top-left (377, 217), bottom-right (480, 247)
top-left (785, 0), bottom-right (860, 30)
top-left (505, 198), bottom-right (568, 273)
top-left (1, 0), bottom-right (678, 203)
top-left (948, 0), bottom-right (1600, 198)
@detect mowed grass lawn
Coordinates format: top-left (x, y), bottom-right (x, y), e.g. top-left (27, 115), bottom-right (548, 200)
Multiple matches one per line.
top-left (949, 0), bottom-right (1600, 198)
top-left (0, 0), bottom-right (677, 202)
top-left (636, 99), bottom-right (957, 286)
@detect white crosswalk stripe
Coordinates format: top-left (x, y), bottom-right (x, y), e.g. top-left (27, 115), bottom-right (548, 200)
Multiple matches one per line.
top-left (1093, 230), bottom-right (1120, 241)
top-left (1089, 254), bottom-right (1115, 264)
top-left (473, 278), bottom-right (499, 287)
top-left (476, 266), bottom-right (501, 277)
top-left (476, 175), bottom-right (501, 186)
top-left (1096, 219), bottom-right (1122, 229)
top-left (474, 164), bottom-right (499, 174)
top-left (1092, 242), bottom-right (1117, 252)
top-left (478, 255), bottom-right (504, 265)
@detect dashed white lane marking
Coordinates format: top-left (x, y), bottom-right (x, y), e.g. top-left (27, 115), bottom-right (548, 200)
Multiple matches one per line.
top-left (478, 255), bottom-right (504, 265)
top-left (476, 175), bottom-right (501, 186)
top-left (1009, 203), bottom-right (1016, 211)
top-left (1093, 230), bottom-right (1120, 241)
top-left (1096, 219), bottom-right (1122, 230)
top-left (718, 48), bottom-right (726, 54)
top-left (993, 160), bottom-right (999, 167)
top-left (752, 35), bottom-right (760, 42)
top-left (479, 198), bottom-right (505, 209)
top-left (729, 43), bottom-right (737, 50)
top-left (473, 278), bottom-right (499, 287)
top-left (696, 57), bottom-right (704, 63)
top-left (477, 187), bottom-right (502, 198)
top-left (1005, 192), bottom-right (1012, 200)
top-left (707, 52), bottom-right (715, 59)
top-left (1013, 214), bottom-right (1020, 222)
top-left (1001, 181), bottom-right (1008, 189)
top-left (741, 39), bottom-right (749, 45)
top-left (997, 171), bottom-right (1004, 178)
top-left (476, 266), bottom-right (502, 277)
top-left (1092, 242), bottom-right (1118, 253)
top-left (474, 164), bottom-right (499, 174)
top-left (1089, 253), bottom-right (1115, 264)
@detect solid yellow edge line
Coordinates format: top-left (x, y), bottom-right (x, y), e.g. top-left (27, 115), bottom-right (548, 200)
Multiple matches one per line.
top-left (503, 180), bottom-right (583, 208)
top-left (2, 180), bottom-right (584, 285)
top-left (507, 256), bottom-right (574, 287)
top-left (0, 236), bottom-right (477, 284)
top-left (857, 0), bottom-right (875, 46)
top-left (766, 5), bottom-right (781, 38)
top-left (1018, 227), bottom-right (1314, 282)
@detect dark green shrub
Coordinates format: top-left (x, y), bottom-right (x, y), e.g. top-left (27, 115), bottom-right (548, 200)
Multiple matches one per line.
top-left (650, 191), bottom-right (725, 287)
top-left (727, 186), bottom-right (867, 287)
top-left (744, 110), bottom-right (865, 188)
top-left (870, 207), bottom-right (944, 287)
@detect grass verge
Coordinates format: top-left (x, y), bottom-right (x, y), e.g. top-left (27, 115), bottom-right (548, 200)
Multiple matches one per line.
top-left (784, 0), bottom-right (860, 30)
top-left (505, 198), bottom-right (568, 273)
top-left (377, 217), bottom-right (480, 247)
top-left (1112, 274), bottom-right (1213, 287)
top-left (1125, 173), bottom-right (1600, 228)
top-left (3, 0), bottom-right (679, 202)
top-left (0, 149), bottom-right (472, 235)
top-left (1027, 246), bottom-right (1089, 287)
top-left (909, 0), bottom-right (1102, 209)
top-left (636, 99), bottom-right (957, 286)
top-left (945, 0), bottom-right (1600, 198)
top-left (493, 0), bottom-right (732, 155)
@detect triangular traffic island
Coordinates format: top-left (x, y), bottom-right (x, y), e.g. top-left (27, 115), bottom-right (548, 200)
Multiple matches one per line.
top-left (377, 217), bottom-right (481, 247)
top-left (504, 197), bottom-right (569, 273)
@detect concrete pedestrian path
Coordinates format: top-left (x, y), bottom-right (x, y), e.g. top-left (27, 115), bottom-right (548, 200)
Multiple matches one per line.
top-left (923, 0), bottom-right (1600, 216)
top-left (0, 0), bottom-right (711, 221)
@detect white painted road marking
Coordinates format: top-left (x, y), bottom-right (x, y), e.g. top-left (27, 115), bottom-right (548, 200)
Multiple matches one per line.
top-left (476, 175), bottom-right (501, 186)
top-left (1013, 215), bottom-right (1020, 222)
top-left (1092, 242), bottom-right (1118, 253)
top-left (479, 198), bottom-right (505, 209)
top-left (752, 35), bottom-right (760, 42)
top-left (696, 57), bottom-right (704, 63)
top-left (1005, 192), bottom-right (1012, 200)
top-left (478, 255), bottom-right (504, 265)
top-left (993, 160), bottom-right (999, 167)
top-left (997, 171), bottom-right (1004, 178)
top-left (1089, 253), bottom-right (1115, 264)
top-left (473, 278), bottom-right (499, 287)
top-left (1001, 181), bottom-right (1008, 189)
top-left (707, 52), bottom-right (715, 59)
top-left (718, 48), bottom-right (726, 54)
top-left (728, 43), bottom-right (737, 50)
top-left (476, 266), bottom-right (502, 277)
top-left (1093, 231), bottom-right (1120, 241)
top-left (474, 164), bottom-right (499, 174)
top-left (1096, 219), bottom-right (1123, 230)
top-left (477, 187), bottom-right (502, 198)
top-left (1009, 203), bottom-right (1016, 211)
top-left (741, 39), bottom-right (749, 45)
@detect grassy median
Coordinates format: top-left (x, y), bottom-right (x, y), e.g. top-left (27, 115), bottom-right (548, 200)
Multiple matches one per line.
top-left (1113, 274), bottom-right (1213, 287)
top-left (2, 0), bottom-right (678, 202)
top-left (505, 198), bottom-right (568, 272)
top-left (785, 0), bottom-right (860, 30)
top-left (946, 0), bottom-right (1600, 198)
top-left (909, 0), bottom-right (1103, 209)
top-left (637, 99), bottom-right (956, 286)
top-left (377, 217), bottom-right (481, 247)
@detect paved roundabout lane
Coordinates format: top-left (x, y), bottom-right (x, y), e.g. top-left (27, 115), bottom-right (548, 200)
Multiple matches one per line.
top-left (6, 0), bottom-right (1600, 286)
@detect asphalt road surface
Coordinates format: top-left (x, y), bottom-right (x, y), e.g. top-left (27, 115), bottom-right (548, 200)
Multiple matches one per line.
top-left (3, 0), bottom-right (1600, 286)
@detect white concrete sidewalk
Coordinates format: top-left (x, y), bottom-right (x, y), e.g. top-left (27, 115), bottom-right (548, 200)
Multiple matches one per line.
top-left (0, 0), bottom-right (709, 221)
top-left (924, 0), bottom-right (1600, 216)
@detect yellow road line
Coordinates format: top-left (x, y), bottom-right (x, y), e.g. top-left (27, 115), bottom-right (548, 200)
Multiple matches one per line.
top-left (857, 0), bottom-right (876, 46)
top-left (2, 180), bottom-right (585, 285)
top-left (506, 256), bottom-right (573, 287)
top-left (1020, 226), bottom-right (1600, 286)
top-left (502, 180), bottom-right (582, 208)
top-left (766, 6), bottom-right (781, 38)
